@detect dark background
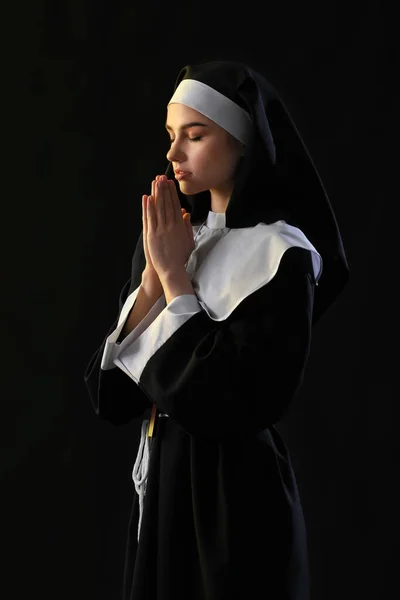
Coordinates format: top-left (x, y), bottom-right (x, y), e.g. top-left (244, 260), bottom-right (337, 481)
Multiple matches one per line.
top-left (2, 1), bottom-right (397, 599)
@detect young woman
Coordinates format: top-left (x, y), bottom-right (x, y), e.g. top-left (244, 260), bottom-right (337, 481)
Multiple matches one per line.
top-left (85, 60), bottom-right (350, 600)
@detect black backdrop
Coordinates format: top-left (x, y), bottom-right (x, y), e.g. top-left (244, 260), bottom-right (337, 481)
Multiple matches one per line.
top-left (2, 1), bottom-right (397, 599)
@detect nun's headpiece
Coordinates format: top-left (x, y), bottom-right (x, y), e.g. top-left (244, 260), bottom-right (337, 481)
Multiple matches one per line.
top-left (164, 60), bottom-right (350, 325)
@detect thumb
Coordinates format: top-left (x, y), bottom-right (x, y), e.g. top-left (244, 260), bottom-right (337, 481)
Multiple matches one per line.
top-left (183, 213), bottom-right (194, 241)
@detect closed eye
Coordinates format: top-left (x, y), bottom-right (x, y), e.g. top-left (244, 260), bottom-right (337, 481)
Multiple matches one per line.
top-left (169, 136), bottom-right (202, 144)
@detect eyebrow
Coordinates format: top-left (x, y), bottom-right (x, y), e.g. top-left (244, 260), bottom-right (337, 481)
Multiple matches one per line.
top-left (165, 121), bottom-right (209, 132)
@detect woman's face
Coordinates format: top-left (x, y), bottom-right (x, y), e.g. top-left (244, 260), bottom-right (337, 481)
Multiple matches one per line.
top-left (165, 103), bottom-right (244, 205)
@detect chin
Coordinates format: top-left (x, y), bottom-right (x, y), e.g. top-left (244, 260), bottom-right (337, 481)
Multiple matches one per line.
top-left (178, 179), bottom-right (207, 195)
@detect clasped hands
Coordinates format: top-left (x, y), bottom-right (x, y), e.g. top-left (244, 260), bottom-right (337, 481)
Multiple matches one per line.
top-left (142, 175), bottom-right (195, 281)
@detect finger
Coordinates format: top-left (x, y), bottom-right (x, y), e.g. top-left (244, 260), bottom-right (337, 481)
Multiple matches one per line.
top-left (161, 180), bottom-right (175, 225)
top-left (147, 194), bottom-right (154, 230)
top-left (151, 179), bottom-right (156, 201)
top-left (184, 212), bottom-right (193, 231)
top-left (167, 179), bottom-right (178, 203)
top-left (142, 195), bottom-right (147, 234)
top-left (155, 180), bottom-right (165, 227)
top-left (167, 179), bottom-right (181, 222)
top-left (183, 213), bottom-right (193, 243)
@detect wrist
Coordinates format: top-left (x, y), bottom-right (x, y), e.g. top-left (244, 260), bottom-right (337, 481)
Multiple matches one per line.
top-left (142, 268), bottom-right (163, 291)
top-left (159, 269), bottom-right (195, 305)
top-left (159, 268), bottom-right (189, 285)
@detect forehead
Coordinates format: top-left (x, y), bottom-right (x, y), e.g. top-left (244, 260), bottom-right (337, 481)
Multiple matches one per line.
top-left (166, 103), bottom-right (215, 128)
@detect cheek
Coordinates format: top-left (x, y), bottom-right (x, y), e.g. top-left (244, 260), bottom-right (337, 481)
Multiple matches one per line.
top-left (190, 140), bottom-right (236, 182)
top-left (194, 142), bottom-right (220, 171)
top-left (202, 145), bottom-right (236, 178)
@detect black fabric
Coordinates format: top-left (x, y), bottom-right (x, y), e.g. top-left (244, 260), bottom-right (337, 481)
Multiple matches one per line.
top-left (164, 60), bottom-right (350, 325)
top-left (84, 277), bottom-right (152, 425)
top-left (140, 247), bottom-right (314, 440)
top-left (84, 229), bottom-right (154, 424)
top-left (84, 60), bottom-right (350, 600)
top-left (85, 246), bottom-right (314, 599)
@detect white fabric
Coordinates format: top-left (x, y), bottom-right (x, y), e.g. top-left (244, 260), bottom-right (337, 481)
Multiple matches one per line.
top-left (132, 418), bottom-right (151, 542)
top-left (100, 211), bottom-right (322, 535)
top-left (100, 290), bottom-right (165, 371)
top-left (101, 211), bottom-right (322, 377)
top-left (113, 293), bottom-right (202, 381)
top-left (186, 212), bottom-right (322, 321)
top-left (168, 79), bottom-right (253, 145)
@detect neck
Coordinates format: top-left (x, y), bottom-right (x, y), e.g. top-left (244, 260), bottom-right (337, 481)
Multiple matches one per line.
top-left (210, 184), bottom-right (233, 213)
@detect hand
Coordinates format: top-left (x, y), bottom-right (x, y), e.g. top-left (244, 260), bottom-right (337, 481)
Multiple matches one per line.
top-left (142, 176), bottom-right (190, 277)
top-left (146, 175), bottom-right (195, 279)
top-left (142, 177), bottom-right (159, 275)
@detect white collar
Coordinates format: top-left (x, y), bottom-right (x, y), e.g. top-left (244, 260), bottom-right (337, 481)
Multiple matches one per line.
top-left (205, 210), bottom-right (227, 229)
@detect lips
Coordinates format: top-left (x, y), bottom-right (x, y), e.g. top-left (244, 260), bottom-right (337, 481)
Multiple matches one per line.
top-left (174, 170), bottom-right (192, 181)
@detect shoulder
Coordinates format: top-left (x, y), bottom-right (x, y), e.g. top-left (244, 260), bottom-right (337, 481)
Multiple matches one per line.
top-left (257, 220), bottom-right (321, 284)
top-left (278, 245), bottom-right (315, 280)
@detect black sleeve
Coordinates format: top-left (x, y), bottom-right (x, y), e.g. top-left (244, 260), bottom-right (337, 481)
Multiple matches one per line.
top-left (84, 229), bottom-right (152, 425)
top-left (139, 246), bottom-right (315, 440)
top-left (84, 272), bottom-right (152, 425)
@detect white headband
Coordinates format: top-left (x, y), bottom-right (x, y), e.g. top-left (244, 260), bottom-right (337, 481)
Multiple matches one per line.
top-left (168, 79), bottom-right (253, 145)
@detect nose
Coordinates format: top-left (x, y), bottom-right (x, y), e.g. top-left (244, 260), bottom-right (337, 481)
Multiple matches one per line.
top-left (166, 139), bottom-right (185, 163)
